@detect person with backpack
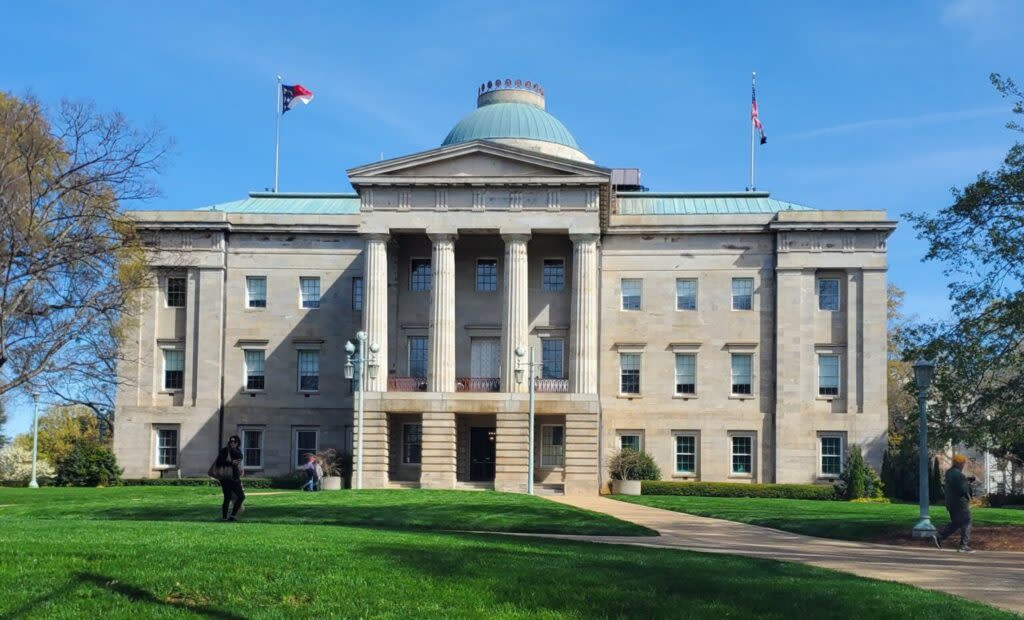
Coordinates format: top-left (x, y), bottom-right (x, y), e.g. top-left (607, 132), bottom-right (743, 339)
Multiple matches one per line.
top-left (300, 453), bottom-right (322, 491)
top-left (210, 435), bottom-right (246, 521)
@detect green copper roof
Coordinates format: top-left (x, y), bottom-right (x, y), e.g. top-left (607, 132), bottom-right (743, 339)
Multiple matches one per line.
top-left (442, 102), bottom-right (581, 150)
top-left (197, 192), bottom-right (360, 214)
top-left (616, 192), bottom-right (814, 215)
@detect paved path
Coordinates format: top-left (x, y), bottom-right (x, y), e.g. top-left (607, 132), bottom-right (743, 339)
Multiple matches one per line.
top-left (541, 495), bottom-right (1024, 615)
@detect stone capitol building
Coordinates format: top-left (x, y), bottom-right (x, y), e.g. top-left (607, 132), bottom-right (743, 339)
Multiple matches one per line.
top-left (114, 79), bottom-right (894, 494)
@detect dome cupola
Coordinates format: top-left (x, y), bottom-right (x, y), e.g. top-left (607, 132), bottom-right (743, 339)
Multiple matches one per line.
top-left (442, 79), bottom-right (590, 163)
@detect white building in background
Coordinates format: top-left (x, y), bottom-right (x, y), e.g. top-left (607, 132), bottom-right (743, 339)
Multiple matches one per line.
top-left (113, 79), bottom-right (895, 494)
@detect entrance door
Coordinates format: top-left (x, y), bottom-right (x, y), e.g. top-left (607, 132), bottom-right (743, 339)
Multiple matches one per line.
top-left (469, 427), bottom-right (496, 481)
top-left (470, 338), bottom-right (500, 378)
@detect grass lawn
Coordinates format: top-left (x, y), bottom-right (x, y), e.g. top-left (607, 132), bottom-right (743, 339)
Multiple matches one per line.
top-left (0, 488), bottom-right (1015, 618)
top-left (612, 495), bottom-right (1024, 541)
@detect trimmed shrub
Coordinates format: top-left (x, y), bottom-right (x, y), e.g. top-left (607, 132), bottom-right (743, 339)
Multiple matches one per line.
top-left (835, 444), bottom-right (884, 500)
top-left (54, 441), bottom-right (122, 487)
top-left (641, 481), bottom-right (836, 500)
top-left (608, 448), bottom-right (661, 481)
top-left (984, 493), bottom-right (1024, 508)
top-left (929, 457), bottom-right (945, 505)
top-left (121, 477), bottom-right (276, 489)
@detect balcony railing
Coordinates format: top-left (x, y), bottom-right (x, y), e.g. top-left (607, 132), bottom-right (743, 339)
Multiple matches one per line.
top-left (456, 377), bottom-right (501, 392)
top-left (534, 378), bottom-right (570, 393)
top-left (388, 376), bottom-right (427, 392)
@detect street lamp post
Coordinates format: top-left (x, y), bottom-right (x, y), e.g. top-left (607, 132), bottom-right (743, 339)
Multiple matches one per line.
top-left (345, 331), bottom-right (379, 490)
top-left (911, 358), bottom-right (937, 539)
top-left (28, 392), bottom-right (40, 489)
top-left (514, 345), bottom-right (537, 495)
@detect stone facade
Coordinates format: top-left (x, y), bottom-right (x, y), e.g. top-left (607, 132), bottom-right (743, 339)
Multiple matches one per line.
top-left (114, 82), bottom-right (894, 494)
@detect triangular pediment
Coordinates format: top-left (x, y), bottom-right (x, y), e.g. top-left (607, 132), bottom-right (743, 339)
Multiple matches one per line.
top-left (347, 140), bottom-right (609, 186)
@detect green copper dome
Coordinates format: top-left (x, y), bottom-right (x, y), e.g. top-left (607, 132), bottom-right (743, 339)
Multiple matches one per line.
top-left (442, 102), bottom-right (581, 150)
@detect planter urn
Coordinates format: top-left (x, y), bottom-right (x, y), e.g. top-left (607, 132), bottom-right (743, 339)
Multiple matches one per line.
top-left (611, 479), bottom-right (641, 495)
top-left (321, 476), bottom-right (342, 491)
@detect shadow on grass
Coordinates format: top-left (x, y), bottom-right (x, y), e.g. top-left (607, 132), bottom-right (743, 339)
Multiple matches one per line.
top-left (6, 572), bottom-right (246, 620)
top-left (85, 501), bottom-right (654, 536)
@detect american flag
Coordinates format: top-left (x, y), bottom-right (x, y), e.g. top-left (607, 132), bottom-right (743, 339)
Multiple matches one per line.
top-left (751, 84), bottom-right (767, 145)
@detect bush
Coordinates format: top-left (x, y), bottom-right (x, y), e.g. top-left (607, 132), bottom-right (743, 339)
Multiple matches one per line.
top-left (0, 443), bottom-right (55, 483)
top-left (930, 457), bottom-right (945, 505)
top-left (641, 481), bottom-right (836, 500)
top-left (608, 448), bottom-right (661, 481)
top-left (836, 445), bottom-right (884, 500)
top-left (54, 441), bottom-right (122, 487)
top-left (983, 493), bottom-right (1024, 508)
top-left (121, 477), bottom-right (277, 489)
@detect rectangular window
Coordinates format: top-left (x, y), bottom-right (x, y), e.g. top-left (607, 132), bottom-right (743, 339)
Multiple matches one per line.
top-left (675, 435), bottom-right (696, 474)
top-left (818, 278), bottom-right (840, 311)
top-left (541, 425), bottom-right (565, 467)
top-left (675, 353), bottom-right (696, 395)
top-left (475, 259), bottom-right (498, 292)
top-left (299, 277), bottom-right (320, 309)
top-left (297, 350), bottom-right (319, 392)
top-left (163, 349), bottom-right (184, 391)
top-left (410, 259), bottom-right (432, 292)
top-left (731, 436), bottom-right (753, 474)
top-left (619, 434), bottom-right (641, 452)
top-left (621, 278), bottom-right (642, 310)
top-left (619, 353), bottom-right (641, 394)
top-left (244, 349), bottom-right (265, 391)
top-left (821, 436), bottom-right (842, 476)
top-left (818, 354), bottom-right (840, 396)
top-left (676, 278), bottom-right (697, 311)
top-left (402, 424), bottom-right (422, 464)
top-left (294, 429), bottom-right (319, 468)
top-left (408, 336), bottom-right (428, 378)
top-left (242, 429), bottom-right (263, 468)
top-left (731, 353), bottom-right (753, 395)
top-left (156, 428), bottom-right (178, 467)
top-left (352, 277), bottom-right (363, 311)
top-left (541, 339), bottom-right (565, 379)
top-left (166, 277), bottom-right (186, 307)
top-left (731, 277), bottom-right (754, 310)
top-left (246, 276), bottom-right (266, 308)
top-left (542, 259), bottom-right (565, 292)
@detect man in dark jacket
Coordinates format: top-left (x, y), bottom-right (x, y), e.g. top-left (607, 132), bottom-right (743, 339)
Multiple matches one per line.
top-left (936, 454), bottom-right (974, 553)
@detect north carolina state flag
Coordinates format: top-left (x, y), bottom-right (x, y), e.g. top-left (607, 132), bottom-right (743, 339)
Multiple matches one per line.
top-left (282, 84), bottom-right (314, 113)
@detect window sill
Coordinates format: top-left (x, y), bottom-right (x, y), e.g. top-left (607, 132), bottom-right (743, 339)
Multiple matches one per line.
top-left (816, 395), bottom-right (842, 402)
top-left (244, 307), bottom-right (266, 311)
top-left (152, 465), bottom-right (178, 471)
top-left (728, 474), bottom-right (754, 480)
top-left (299, 307), bottom-right (321, 311)
top-left (817, 475), bottom-right (840, 481)
top-left (616, 394), bottom-right (643, 399)
top-left (672, 474), bottom-right (698, 480)
top-left (728, 394), bottom-right (755, 400)
top-left (673, 394), bottom-right (698, 400)
top-left (158, 390), bottom-right (183, 395)
top-left (297, 391), bottom-right (320, 396)
top-left (244, 390), bottom-right (265, 394)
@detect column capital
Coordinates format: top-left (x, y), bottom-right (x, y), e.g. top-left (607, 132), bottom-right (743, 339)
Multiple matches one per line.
top-left (362, 232), bottom-right (390, 243)
top-left (501, 232), bottom-right (531, 243)
top-left (569, 233), bottom-right (600, 244)
top-left (427, 231), bottom-right (458, 243)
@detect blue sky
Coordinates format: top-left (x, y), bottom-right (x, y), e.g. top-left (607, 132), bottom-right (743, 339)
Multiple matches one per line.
top-left (1, 0), bottom-right (1022, 437)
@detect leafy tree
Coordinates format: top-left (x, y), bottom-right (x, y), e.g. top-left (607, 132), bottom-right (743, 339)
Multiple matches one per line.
top-left (13, 404), bottom-right (102, 466)
top-left (0, 92), bottom-right (170, 420)
top-left (905, 73), bottom-right (1024, 465)
top-left (54, 439), bottom-right (121, 487)
top-left (0, 442), bottom-right (55, 481)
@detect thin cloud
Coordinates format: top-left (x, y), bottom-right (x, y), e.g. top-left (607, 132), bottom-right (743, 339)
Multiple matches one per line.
top-left (941, 0), bottom-right (1024, 41)
top-left (786, 106), bottom-right (1006, 141)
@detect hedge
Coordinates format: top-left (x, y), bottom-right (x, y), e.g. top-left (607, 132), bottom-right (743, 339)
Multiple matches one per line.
top-left (641, 480), bottom-right (837, 500)
top-left (984, 493), bottom-right (1024, 508)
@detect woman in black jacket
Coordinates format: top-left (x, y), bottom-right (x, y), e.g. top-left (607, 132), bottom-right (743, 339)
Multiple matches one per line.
top-left (217, 435), bottom-right (245, 521)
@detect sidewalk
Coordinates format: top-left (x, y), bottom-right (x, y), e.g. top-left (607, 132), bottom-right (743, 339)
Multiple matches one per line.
top-left (541, 495), bottom-right (1024, 615)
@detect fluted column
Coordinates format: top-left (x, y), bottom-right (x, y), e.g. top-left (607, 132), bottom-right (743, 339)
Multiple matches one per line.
top-left (500, 234), bottom-right (530, 392)
top-left (362, 234), bottom-right (389, 392)
top-left (427, 233), bottom-right (456, 392)
top-left (569, 234), bottom-right (599, 394)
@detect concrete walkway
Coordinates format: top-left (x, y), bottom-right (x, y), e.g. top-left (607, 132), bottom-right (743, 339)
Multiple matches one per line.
top-left (541, 495), bottom-right (1024, 615)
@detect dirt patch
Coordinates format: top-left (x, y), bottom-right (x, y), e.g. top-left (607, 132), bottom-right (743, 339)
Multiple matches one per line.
top-left (870, 526), bottom-right (1024, 551)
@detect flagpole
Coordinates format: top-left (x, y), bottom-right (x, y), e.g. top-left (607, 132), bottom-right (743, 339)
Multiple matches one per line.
top-left (274, 74), bottom-right (282, 192)
top-left (749, 71), bottom-right (756, 191)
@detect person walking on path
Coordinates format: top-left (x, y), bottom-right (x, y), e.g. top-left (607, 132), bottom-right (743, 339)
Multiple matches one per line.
top-left (216, 435), bottom-right (246, 521)
top-left (936, 454), bottom-right (973, 552)
top-left (300, 454), bottom-right (322, 491)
